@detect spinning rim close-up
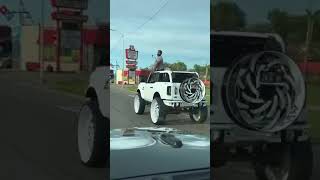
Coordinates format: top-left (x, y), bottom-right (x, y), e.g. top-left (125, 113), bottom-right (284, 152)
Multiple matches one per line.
top-left (179, 77), bottom-right (206, 104)
top-left (223, 51), bottom-right (306, 132)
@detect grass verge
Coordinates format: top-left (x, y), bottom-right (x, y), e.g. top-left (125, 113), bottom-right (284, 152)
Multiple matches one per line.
top-left (51, 79), bottom-right (88, 96)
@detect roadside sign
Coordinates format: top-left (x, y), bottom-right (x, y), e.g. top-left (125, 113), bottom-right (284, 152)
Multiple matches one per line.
top-left (125, 49), bottom-right (138, 60)
top-left (0, 6), bottom-right (9, 14)
top-left (51, 11), bottom-right (88, 22)
top-left (50, 0), bottom-right (88, 10)
top-left (0, 5), bottom-right (14, 21)
top-left (126, 60), bottom-right (137, 65)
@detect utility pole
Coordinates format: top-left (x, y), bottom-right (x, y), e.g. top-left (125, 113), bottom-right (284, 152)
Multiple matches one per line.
top-left (205, 64), bottom-right (208, 81)
top-left (305, 7), bottom-right (320, 81)
top-left (39, 0), bottom-right (45, 83)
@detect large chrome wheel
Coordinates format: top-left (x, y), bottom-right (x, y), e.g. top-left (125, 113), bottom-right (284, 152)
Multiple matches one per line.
top-left (77, 100), bottom-right (107, 167)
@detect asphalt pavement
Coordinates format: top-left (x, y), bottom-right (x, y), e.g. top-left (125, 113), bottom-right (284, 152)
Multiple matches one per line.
top-left (0, 71), bottom-right (106, 180)
top-left (110, 84), bottom-right (320, 179)
top-left (1, 71), bottom-right (319, 180)
top-left (110, 84), bottom-right (210, 135)
top-left (213, 144), bottom-right (320, 180)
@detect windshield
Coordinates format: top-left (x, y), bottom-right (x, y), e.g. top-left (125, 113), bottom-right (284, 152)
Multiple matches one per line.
top-left (109, 0), bottom-right (210, 179)
top-left (172, 73), bottom-right (198, 83)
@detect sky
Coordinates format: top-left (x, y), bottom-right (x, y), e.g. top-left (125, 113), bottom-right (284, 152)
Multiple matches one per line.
top-left (110, 0), bottom-right (210, 69)
top-left (0, 0), bottom-right (108, 26)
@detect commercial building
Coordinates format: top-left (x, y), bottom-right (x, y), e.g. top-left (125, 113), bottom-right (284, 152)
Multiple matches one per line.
top-left (17, 24), bottom-right (107, 72)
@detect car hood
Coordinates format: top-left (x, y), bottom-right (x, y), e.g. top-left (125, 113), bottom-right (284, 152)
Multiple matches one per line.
top-left (110, 127), bottom-right (210, 179)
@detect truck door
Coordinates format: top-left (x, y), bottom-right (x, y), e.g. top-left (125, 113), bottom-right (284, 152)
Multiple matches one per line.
top-left (145, 72), bottom-right (159, 102)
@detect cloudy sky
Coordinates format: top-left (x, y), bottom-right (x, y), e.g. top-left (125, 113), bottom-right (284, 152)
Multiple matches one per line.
top-left (0, 0), bottom-right (108, 26)
top-left (110, 0), bottom-right (210, 69)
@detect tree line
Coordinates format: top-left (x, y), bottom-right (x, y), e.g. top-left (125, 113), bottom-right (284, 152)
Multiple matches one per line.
top-left (211, 1), bottom-right (320, 61)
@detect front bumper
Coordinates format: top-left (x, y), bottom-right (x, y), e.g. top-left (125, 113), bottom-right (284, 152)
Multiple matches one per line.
top-left (163, 99), bottom-right (207, 108)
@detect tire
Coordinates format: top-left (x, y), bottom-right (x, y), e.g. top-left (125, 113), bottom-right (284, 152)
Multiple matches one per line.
top-left (150, 97), bottom-right (167, 125)
top-left (189, 105), bottom-right (208, 123)
top-left (254, 140), bottom-right (313, 180)
top-left (77, 99), bottom-right (107, 167)
top-left (134, 93), bottom-right (145, 114)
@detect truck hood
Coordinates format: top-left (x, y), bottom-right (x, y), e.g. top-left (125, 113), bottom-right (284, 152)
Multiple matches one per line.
top-left (110, 127), bottom-right (210, 179)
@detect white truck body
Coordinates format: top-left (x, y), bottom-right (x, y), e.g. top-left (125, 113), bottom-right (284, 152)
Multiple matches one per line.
top-left (88, 66), bottom-right (109, 118)
top-left (138, 70), bottom-right (206, 107)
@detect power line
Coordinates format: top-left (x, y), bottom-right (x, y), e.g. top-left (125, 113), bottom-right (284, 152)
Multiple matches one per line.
top-left (110, 37), bottom-right (123, 52)
top-left (130, 0), bottom-right (169, 33)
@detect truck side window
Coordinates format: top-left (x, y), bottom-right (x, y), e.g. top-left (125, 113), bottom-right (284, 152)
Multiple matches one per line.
top-left (148, 73), bottom-right (159, 83)
top-left (158, 73), bottom-right (170, 82)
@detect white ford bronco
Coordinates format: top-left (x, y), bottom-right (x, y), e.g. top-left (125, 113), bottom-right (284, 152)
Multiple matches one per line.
top-left (134, 70), bottom-right (208, 124)
top-left (77, 65), bottom-right (109, 167)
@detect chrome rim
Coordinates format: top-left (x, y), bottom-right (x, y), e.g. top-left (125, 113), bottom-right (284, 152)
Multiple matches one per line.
top-left (264, 149), bottom-right (290, 180)
top-left (265, 166), bottom-right (289, 180)
top-left (150, 99), bottom-right (160, 123)
top-left (78, 104), bottom-right (94, 163)
top-left (134, 95), bottom-right (140, 113)
top-left (192, 110), bottom-right (201, 121)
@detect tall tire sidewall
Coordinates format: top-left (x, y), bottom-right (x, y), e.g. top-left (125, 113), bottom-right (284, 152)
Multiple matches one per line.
top-left (254, 141), bottom-right (313, 180)
top-left (134, 93), bottom-right (145, 114)
top-left (190, 105), bottom-right (208, 123)
top-left (151, 97), bottom-right (166, 125)
top-left (77, 99), bottom-right (108, 167)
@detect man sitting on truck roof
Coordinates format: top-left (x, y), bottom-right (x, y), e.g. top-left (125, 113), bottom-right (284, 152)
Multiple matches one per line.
top-left (152, 50), bottom-right (165, 71)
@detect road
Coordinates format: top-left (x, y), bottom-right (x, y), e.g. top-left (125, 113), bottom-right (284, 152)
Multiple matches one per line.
top-left (1, 72), bottom-right (319, 180)
top-left (213, 145), bottom-right (320, 180)
top-left (0, 71), bottom-right (106, 180)
top-left (110, 84), bottom-right (320, 179)
top-left (110, 84), bottom-right (210, 135)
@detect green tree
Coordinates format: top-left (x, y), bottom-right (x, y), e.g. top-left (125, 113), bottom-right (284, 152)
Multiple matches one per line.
top-left (268, 9), bottom-right (290, 44)
top-left (191, 64), bottom-right (210, 80)
top-left (169, 62), bottom-right (187, 71)
top-left (211, 1), bottom-right (246, 31)
top-left (163, 62), bottom-right (171, 69)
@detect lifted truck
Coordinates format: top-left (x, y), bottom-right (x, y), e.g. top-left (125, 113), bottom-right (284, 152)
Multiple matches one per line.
top-left (134, 70), bottom-right (208, 124)
top-left (211, 31), bottom-right (313, 180)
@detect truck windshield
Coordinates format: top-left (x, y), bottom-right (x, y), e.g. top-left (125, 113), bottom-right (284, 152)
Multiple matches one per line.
top-left (172, 73), bottom-right (198, 83)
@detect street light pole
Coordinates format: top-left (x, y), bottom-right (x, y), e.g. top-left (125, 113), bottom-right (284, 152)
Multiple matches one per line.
top-left (40, 0), bottom-right (44, 83)
top-left (110, 29), bottom-right (125, 69)
top-left (122, 34), bottom-right (125, 70)
top-left (110, 29), bottom-right (126, 85)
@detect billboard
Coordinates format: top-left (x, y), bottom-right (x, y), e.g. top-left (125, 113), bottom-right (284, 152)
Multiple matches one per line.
top-left (125, 45), bottom-right (138, 70)
top-left (125, 49), bottom-right (138, 60)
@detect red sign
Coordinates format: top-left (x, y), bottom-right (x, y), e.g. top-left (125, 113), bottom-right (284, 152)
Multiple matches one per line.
top-left (126, 60), bottom-right (137, 65)
top-left (51, 0), bottom-right (88, 9)
top-left (125, 49), bottom-right (138, 60)
top-left (0, 5), bottom-right (8, 15)
top-left (51, 11), bottom-right (88, 22)
top-left (126, 64), bottom-right (137, 69)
